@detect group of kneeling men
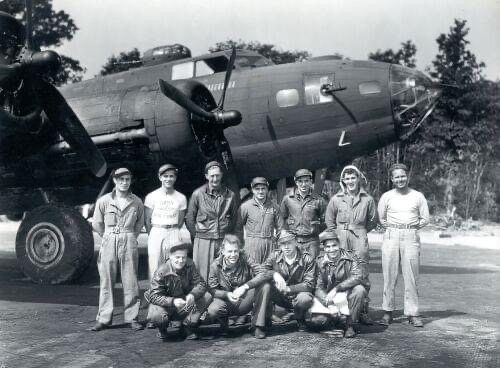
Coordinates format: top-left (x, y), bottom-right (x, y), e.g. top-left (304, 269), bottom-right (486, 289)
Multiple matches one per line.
top-left (90, 160), bottom-right (429, 341)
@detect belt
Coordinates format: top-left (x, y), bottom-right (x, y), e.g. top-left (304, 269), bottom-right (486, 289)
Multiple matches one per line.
top-left (338, 224), bottom-right (366, 231)
top-left (387, 224), bottom-right (419, 229)
top-left (105, 227), bottom-right (135, 234)
top-left (152, 224), bottom-right (179, 229)
top-left (246, 233), bottom-right (273, 239)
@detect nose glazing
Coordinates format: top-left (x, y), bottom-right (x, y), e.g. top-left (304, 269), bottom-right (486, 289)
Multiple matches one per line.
top-left (389, 64), bottom-right (441, 140)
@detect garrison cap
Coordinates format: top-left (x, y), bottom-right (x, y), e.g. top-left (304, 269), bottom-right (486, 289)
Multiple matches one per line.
top-left (389, 163), bottom-right (408, 174)
top-left (113, 168), bottom-right (132, 178)
top-left (278, 230), bottom-right (296, 244)
top-left (159, 164), bottom-right (178, 176)
top-left (205, 161), bottom-right (223, 174)
top-left (169, 242), bottom-right (192, 254)
top-left (294, 168), bottom-right (313, 181)
top-left (319, 230), bottom-right (339, 244)
top-left (251, 177), bottom-right (269, 188)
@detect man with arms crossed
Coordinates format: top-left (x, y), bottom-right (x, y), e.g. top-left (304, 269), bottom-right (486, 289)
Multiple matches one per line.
top-left (377, 163), bottom-right (429, 327)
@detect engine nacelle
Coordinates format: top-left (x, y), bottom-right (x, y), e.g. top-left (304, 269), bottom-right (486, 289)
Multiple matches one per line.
top-left (153, 79), bottom-right (216, 154)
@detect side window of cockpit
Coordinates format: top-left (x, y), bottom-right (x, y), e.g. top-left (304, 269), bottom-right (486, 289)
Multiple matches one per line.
top-left (276, 89), bottom-right (299, 108)
top-left (304, 74), bottom-right (334, 105)
top-left (172, 61), bottom-right (194, 80)
top-left (195, 60), bottom-right (215, 77)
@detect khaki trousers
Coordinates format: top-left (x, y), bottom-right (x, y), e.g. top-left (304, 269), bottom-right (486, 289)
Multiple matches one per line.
top-left (96, 232), bottom-right (140, 324)
top-left (381, 228), bottom-right (421, 316)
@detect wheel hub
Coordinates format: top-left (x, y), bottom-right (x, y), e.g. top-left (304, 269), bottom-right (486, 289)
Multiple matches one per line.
top-left (25, 222), bottom-right (65, 268)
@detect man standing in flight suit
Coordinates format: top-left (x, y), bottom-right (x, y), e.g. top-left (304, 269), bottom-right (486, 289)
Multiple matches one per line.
top-left (235, 177), bottom-right (283, 264)
top-left (91, 168), bottom-right (144, 332)
top-left (280, 169), bottom-right (327, 260)
top-left (325, 165), bottom-right (377, 324)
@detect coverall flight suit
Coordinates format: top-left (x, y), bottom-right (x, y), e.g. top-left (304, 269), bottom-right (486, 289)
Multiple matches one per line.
top-left (93, 190), bottom-right (144, 325)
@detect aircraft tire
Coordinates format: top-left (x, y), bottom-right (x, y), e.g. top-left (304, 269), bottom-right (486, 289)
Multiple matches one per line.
top-left (15, 205), bottom-right (94, 284)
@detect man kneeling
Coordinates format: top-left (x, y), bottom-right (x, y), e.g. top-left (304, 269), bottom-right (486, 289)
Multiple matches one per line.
top-left (262, 230), bottom-right (316, 332)
top-left (312, 230), bottom-right (370, 338)
top-left (206, 234), bottom-right (272, 339)
top-left (144, 243), bottom-right (211, 341)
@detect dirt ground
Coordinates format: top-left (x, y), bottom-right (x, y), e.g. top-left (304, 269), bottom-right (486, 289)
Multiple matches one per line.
top-left (0, 224), bottom-right (499, 368)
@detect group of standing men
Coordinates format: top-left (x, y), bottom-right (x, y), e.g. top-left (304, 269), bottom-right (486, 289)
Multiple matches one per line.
top-left (90, 160), bottom-right (429, 340)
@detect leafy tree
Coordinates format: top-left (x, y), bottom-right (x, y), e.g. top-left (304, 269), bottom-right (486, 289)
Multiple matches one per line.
top-left (100, 48), bottom-right (142, 76)
top-left (369, 40), bottom-right (417, 68)
top-left (0, 0), bottom-right (85, 85)
top-left (209, 40), bottom-right (311, 64)
top-left (413, 19), bottom-right (497, 220)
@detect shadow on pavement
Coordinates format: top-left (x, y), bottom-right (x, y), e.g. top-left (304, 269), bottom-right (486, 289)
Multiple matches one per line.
top-left (0, 251), bottom-right (151, 307)
top-left (368, 262), bottom-right (498, 275)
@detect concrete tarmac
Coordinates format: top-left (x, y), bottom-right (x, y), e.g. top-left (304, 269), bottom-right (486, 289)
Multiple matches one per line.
top-left (0, 224), bottom-right (499, 368)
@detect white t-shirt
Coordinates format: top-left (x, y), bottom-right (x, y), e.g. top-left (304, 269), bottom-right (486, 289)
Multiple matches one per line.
top-left (144, 188), bottom-right (187, 226)
top-left (378, 188), bottom-right (429, 227)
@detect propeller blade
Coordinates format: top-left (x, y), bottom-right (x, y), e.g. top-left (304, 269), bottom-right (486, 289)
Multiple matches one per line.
top-left (158, 79), bottom-right (213, 120)
top-left (25, 0), bottom-right (34, 49)
top-left (214, 131), bottom-right (240, 208)
top-left (218, 47), bottom-right (236, 110)
top-left (35, 79), bottom-right (107, 177)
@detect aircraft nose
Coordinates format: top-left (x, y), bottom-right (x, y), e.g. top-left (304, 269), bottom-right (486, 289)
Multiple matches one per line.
top-left (389, 64), bottom-right (441, 139)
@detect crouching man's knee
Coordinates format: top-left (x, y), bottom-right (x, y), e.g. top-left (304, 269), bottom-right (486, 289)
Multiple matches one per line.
top-left (350, 285), bottom-right (368, 302)
top-left (149, 305), bottom-right (170, 329)
top-left (294, 292), bottom-right (314, 309)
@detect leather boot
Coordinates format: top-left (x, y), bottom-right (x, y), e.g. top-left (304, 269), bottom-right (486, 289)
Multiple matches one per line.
top-left (377, 311), bottom-right (393, 326)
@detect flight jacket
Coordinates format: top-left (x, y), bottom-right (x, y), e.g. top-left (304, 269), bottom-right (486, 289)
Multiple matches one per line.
top-left (144, 258), bottom-right (207, 307)
top-left (185, 184), bottom-right (238, 239)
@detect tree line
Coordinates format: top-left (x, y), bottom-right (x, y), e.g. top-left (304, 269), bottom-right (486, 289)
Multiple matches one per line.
top-left (6, 1), bottom-right (498, 222)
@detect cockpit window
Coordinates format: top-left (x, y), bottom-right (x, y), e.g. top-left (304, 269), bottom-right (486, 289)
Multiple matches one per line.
top-left (304, 74), bottom-right (334, 105)
top-left (390, 64), bottom-right (441, 139)
top-left (195, 60), bottom-right (215, 77)
top-left (172, 61), bottom-right (194, 80)
top-left (234, 55), bottom-right (273, 68)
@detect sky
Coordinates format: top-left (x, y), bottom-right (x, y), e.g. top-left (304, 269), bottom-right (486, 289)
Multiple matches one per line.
top-left (52, 0), bottom-right (500, 81)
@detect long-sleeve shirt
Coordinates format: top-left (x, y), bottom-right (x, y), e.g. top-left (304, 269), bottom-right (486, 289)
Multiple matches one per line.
top-left (315, 249), bottom-right (370, 304)
top-left (263, 248), bottom-right (317, 294)
top-left (92, 189), bottom-right (144, 236)
top-left (377, 188), bottom-right (429, 229)
top-left (185, 184), bottom-right (238, 239)
top-left (235, 197), bottom-right (283, 240)
top-left (280, 189), bottom-right (327, 237)
top-left (325, 188), bottom-right (377, 232)
top-left (208, 254), bottom-right (272, 300)
top-left (144, 259), bottom-right (207, 307)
